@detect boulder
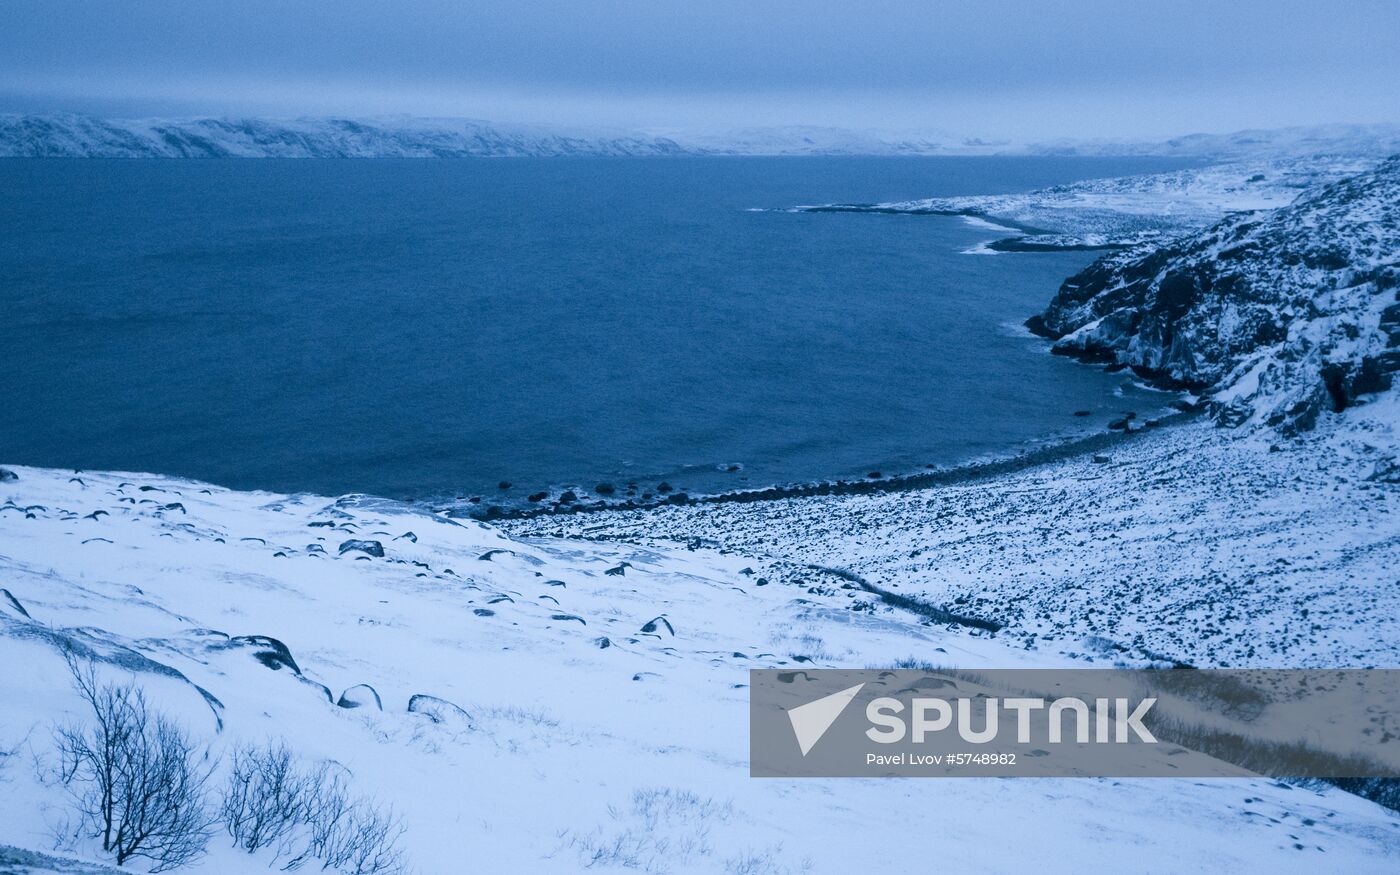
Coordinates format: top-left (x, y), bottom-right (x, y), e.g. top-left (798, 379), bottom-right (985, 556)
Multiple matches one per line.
top-left (336, 683), bottom-right (383, 710)
top-left (408, 693), bottom-right (473, 727)
top-left (229, 635), bottom-right (302, 674)
top-left (338, 539), bottom-right (384, 557)
top-left (640, 615), bottom-right (674, 636)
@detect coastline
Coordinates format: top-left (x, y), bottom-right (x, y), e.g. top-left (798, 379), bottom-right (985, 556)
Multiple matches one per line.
top-left (456, 406), bottom-right (1203, 521)
top-left (501, 393), bottom-right (1400, 669)
top-left (4, 449), bottom-right (1398, 869)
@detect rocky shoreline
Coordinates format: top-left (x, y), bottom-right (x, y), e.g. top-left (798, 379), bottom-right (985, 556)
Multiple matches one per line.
top-left (457, 406), bottom-right (1199, 522)
top-left (504, 156), bottom-right (1400, 669)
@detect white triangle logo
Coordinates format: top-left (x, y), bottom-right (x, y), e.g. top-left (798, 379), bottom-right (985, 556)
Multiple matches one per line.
top-left (787, 683), bottom-right (865, 756)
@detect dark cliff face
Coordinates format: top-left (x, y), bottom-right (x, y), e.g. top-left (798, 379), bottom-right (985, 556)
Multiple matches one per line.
top-left (1028, 156), bottom-right (1400, 430)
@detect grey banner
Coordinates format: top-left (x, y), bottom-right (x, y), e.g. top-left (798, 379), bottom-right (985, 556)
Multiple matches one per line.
top-left (750, 668), bottom-right (1400, 778)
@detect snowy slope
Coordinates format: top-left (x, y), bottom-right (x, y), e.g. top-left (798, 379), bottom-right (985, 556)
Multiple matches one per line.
top-left (519, 398), bottom-right (1400, 671)
top-left (3, 465), bottom-right (1399, 871)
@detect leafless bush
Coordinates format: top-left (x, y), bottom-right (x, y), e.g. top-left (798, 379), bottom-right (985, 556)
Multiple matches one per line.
top-left (222, 741), bottom-right (407, 875)
top-left (560, 787), bottom-right (733, 872)
top-left (222, 741), bottom-right (318, 856)
top-left (314, 795), bottom-right (408, 875)
top-left (53, 655), bottom-right (214, 872)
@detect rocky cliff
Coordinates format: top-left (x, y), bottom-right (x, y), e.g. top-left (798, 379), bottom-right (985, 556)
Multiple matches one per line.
top-left (1028, 156), bottom-right (1400, 430)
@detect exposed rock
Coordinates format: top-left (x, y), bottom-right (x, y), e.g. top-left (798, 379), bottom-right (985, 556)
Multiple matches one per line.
top-left (229, 634), bottom-right (302, 674)
top-left (407, 693), bottom-right (473, 726)
top-left (1368, 456), bottom-right (1400, 483)
top-left (594, 483), bottom-right (616, 495)
top-left (1028, 156), bottom-right (1400, 431)
top-left (0, 468), bottom-right (17, 482)
top-left (336, 683), bottom-right (383, 710)
top-left (641, 615), bottom-right (674, 636)
top-left (0, 588), bottom-right (30, 619)
top-left (338, 539), bottom-right (384, 557)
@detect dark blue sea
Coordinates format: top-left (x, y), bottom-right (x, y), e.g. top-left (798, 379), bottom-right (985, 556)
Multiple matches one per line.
top-left (1, 156), bottom-right (1188, 507)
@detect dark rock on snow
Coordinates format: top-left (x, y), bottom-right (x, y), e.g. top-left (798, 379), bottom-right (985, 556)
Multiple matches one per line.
top-left (408, 693), bottom-right (473, 726)
top-left (641, 615), bottom-right (675, 635)
top-left (338, 539), bottom-right (384, 557)
top-left (337, 683), bottom-right (383, 710)
top-left (228, 635), bottom-right (302, 674)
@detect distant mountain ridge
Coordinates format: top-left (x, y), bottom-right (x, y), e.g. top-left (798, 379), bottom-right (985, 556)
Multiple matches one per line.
top-left (3, 114), bottom-right (1399, 159)
top-left (0, 114), bottom-right (690, 158)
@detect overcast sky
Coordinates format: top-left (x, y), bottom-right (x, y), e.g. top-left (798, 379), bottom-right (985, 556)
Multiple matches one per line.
top-left (3, 0), bottom-right (1398, 138)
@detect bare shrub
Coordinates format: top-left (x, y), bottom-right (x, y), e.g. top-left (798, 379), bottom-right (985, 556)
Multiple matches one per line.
top-left (560, 787), bottom-right (734, 872)
top-left (53, 655), bottom-right (214, 871)
top-left (222, 741), bottom-right (407, 875)
top-left (315, 796), bottom-right (408, 875)
top-left (222, 741), bottom-right (317, 857)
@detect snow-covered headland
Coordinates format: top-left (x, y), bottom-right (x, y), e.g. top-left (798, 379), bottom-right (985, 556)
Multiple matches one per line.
top-left (3, 152), bottom-right (1400, 872)
top-left (793, 156), bottom-right (1383, 252)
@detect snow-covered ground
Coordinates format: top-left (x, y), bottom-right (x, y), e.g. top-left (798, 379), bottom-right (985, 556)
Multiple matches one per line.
top-left (793, 157), bottom-right (1384, 250)
top-left (3, 451), bottom-right (1400, 872)
top-left (514, 395), bottom-right (1400, 671)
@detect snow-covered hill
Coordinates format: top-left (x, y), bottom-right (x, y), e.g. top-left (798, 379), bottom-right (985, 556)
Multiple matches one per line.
top-left (0, 115), bottom-right (690, 158)
top-left (3, 464), bottom-right (1400, 872)
top-left (1028, 156), bottom-right (1400, 430)
top-left (4, 114), bottom-right (1399, 159)
top-left (1026, 123), bottom-right (1400, 161)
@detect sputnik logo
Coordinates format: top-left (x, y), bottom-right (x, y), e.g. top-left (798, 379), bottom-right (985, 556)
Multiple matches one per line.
top-left (787, 683), bottom-right (865, 756)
